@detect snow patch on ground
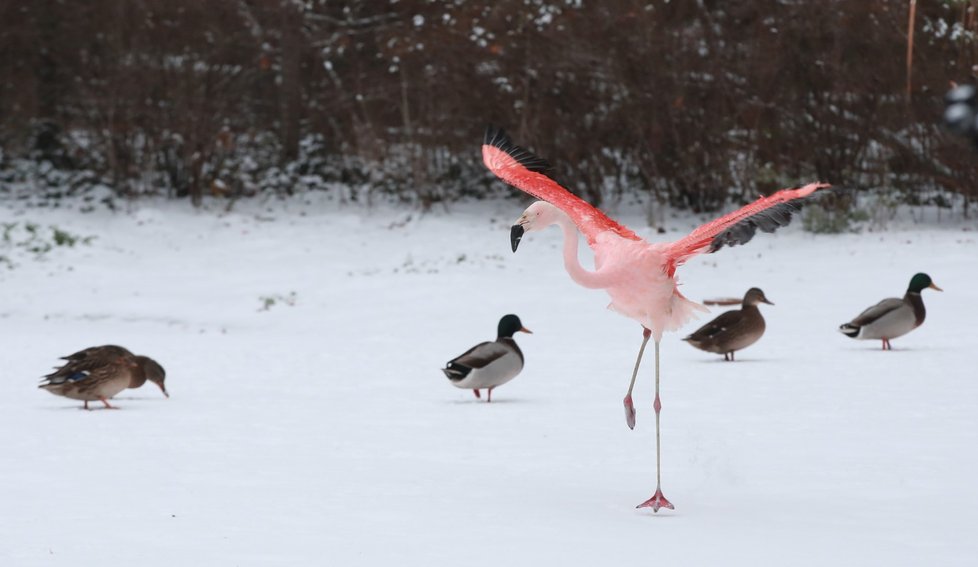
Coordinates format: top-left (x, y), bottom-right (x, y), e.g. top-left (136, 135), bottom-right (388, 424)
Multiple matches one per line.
top-left (1, 197), bottom-right (976, 566)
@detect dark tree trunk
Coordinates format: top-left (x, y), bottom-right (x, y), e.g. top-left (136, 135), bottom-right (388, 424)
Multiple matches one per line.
top-left (279, 2), bottom-right (302, 163)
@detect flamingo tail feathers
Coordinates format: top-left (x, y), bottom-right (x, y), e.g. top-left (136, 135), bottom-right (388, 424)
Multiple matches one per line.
top-left (663, 182), bottom-right (831, 275)
top-left (482, 126), bottom-right (640, 245)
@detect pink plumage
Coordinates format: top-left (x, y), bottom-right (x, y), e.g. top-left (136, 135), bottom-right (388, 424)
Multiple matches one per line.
top-left (663, 182), bottom-right (829, 275)
top-left (482, 134), bottom-right (640, 246)
top-left (484, 127), bottom-right (829, 338)
top-left (482, 126), bottom-right (830, 512)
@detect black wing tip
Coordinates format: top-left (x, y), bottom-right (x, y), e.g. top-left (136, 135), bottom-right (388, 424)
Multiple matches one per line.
top-left (484, 125), bottom-right (504, 146)
top-left (484, 124), bottom-right (512, 151)
top-left (708, 200), bottom-right (806, 253)
top-left (482, 124), bottom-right (552, 175)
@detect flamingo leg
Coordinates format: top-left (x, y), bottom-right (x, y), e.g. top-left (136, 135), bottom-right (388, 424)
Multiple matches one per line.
top-left (623, 328), bottom-right (652, 430)
top-left (638, 339), bottom-right (674, 512)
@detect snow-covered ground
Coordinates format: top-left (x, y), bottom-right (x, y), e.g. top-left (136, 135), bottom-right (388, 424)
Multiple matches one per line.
top-left (1, 195), bottom-right (976, 566)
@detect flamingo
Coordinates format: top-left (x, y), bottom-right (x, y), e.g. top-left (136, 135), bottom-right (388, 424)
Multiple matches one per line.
top-left (482, 126), bottom-right (829, 511)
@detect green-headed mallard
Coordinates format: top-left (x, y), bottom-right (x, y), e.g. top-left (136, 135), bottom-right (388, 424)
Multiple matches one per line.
top-left (442, 314), bottom-right (531, 402)
top-left (128, 355), bottom-right (168, 398)
top-left (683, 287), bottom-right (773, 361)
top-left (39, 345), bottom-right (140, 410)
top-left (839, 273), bottom-right (942, 350)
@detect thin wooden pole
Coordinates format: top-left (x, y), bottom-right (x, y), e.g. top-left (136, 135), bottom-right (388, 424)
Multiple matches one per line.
top-left (906, 0), bottom-right (917, 101)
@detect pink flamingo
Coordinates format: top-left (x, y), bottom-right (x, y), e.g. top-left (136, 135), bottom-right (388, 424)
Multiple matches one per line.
top-left (482, 127), bottom-right (829, 511)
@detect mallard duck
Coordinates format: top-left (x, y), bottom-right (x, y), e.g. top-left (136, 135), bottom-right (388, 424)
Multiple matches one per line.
top-left (682, 287), bottom-right (773, 361)
top-left (839, 273), bottom-right (942, 350)
top-left (39, 345), bottom-right (140, 409)
top-left (442, 314), bottom-right (531, 402)
top-left (128, 355), bottom-right (168, 398)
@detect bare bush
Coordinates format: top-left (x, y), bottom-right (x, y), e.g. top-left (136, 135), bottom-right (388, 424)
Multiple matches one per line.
top-left (1, 1), bottom-right (976, 217)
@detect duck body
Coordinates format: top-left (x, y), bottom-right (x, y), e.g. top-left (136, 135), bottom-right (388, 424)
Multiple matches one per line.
top-left (39, 345), bottom-right (138, 409)
top-left (683, 288), bottom-right (772, 361)
top-left (839, 273), bottom-right (941, 350)
top-left (444, 338), bottom-right (524, 390)
top-left (443, 314), bottom-right (531, 402)
top-left (841, 296), bottom-right (921, 341)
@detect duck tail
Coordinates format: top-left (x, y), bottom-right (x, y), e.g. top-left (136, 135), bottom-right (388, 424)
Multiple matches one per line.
top-left (838, 323), bottom-right (860, 338)
top-left (442, 364), bottom-right (470, 381)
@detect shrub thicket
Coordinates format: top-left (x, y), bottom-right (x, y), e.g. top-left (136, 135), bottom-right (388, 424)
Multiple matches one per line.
top-left (1, 1), bottom-right (976, 217)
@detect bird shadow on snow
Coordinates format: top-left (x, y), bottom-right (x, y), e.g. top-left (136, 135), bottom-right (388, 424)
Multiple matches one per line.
top-left (37, 405), bottom-right (128, 412)
top-left (690, 358), bottom-right (779, 364)
top-left (446, 397), bottom-right (532, 405)
top-left (842, 345), bottom-right (948, 353)
top-left (634, 511), bottom-right (682, 520)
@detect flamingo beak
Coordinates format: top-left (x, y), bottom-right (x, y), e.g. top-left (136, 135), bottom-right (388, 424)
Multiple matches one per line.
top-left (930, 282), bottom-right (943, 292)
top-left (510, 224), bottom-right (525, 252)
top-left (519, 326), bottom-right (533, 334)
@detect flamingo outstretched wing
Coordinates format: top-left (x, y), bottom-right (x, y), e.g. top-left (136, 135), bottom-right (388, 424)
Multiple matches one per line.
top-left (663, 182), bottom-right (830, 275)
top-left (482, 127), bottom-right (640, 246)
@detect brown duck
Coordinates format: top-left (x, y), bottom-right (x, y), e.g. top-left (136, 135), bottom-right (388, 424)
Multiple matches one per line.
top-left (39, 345), bottom-right (138, 409)
top-left (683, 288), bottom-right (773, 361)
top-left (39, 346), bottom-right (167, 409)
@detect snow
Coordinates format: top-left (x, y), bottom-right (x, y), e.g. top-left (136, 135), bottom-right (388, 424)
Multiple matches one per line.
top-left (1, 196), bottom-right (976, 565)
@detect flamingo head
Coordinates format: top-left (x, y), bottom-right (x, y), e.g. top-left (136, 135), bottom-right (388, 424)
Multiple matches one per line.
top-left (511, 201), bottom-right (560, 252)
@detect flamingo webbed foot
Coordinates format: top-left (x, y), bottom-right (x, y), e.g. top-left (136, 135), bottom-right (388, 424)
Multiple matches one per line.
top-left (636, 488), bottom-right (674, 512)
top-left (623, 395), bottom-right (636, 430)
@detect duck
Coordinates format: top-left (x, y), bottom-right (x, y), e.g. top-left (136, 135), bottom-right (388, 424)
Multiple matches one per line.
top-left (839, 273), bottom-right (942, 350)
top-left (39, 345), bottom-right (140, 409)
top-left (682, 287), bottom-right (773, 361)
top-left (128, 355), bottom-right (169, 398)
top-left (442, 314), bottom-right (531, 402)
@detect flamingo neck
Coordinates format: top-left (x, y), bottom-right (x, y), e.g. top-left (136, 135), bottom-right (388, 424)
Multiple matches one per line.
top-left (553, 213), bottom-right (607, 289)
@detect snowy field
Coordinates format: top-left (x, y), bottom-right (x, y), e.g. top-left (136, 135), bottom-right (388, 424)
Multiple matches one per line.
top-left (1, 194), bottom-right (976, 566)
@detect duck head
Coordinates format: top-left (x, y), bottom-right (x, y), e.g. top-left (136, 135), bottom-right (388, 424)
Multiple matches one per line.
top-left (511, 201), bottom-right (562, 252)
top-left (135, 355), bottom-right (168, 398)
top-left (743, 287), bottom-right (774, 307)
top-left (497, 314), bottom-right (533, 338)
top-left (907, 273), bottom-right (942, 294)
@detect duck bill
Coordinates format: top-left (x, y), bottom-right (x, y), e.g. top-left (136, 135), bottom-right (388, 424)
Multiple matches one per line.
top-left (519, 326), bottom-right (533, 334)
top-left (510, 224), bottom-right (524, 253)
top-left (762, 298), bottom-right (775, 305)
top-left (158, 383), bottom-right (170, 398)
top-left (929, 283), bottom-right (943, 292)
